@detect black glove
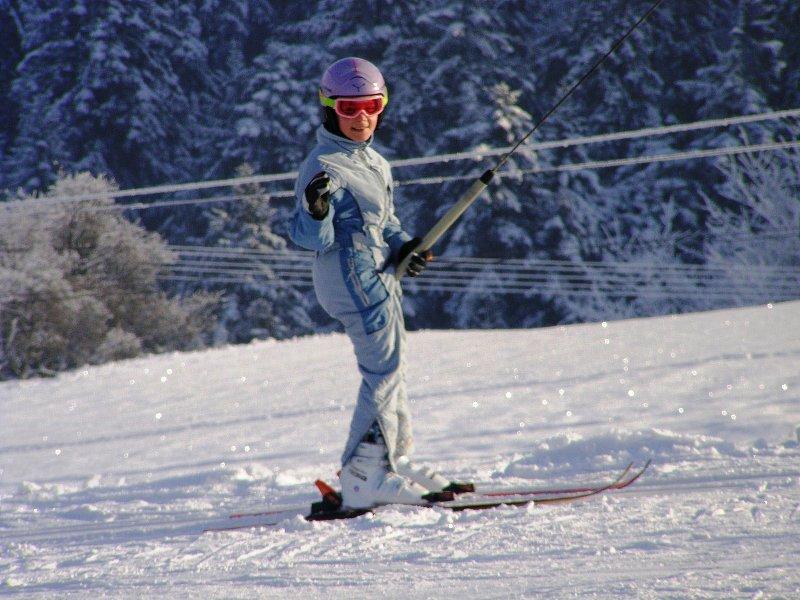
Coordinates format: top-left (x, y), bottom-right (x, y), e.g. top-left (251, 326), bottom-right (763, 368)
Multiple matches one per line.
top-left (304, 171), bottom-right (330, 220)
top-left (396, 237), bottom-right (434, 277)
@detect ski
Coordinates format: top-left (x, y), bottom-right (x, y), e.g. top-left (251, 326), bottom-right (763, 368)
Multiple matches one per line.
top-left (204, 461), bottom-right (650, 533)
top-left (477, 459), bottom-right (651, 498)
top-left (307, 460), bottom-right (646, 521)
top-left (222, 460), bottom-right (647, 520)
top-left (203, 508), bottom-right (307, 533)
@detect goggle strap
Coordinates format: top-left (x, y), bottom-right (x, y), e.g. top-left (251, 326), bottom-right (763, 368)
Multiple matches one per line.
top-left (319, 91), bottom-right (336, 108)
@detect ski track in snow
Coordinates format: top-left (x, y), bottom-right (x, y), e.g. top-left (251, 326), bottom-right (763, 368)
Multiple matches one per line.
top-left (2, 302), bottom-right (800, 598)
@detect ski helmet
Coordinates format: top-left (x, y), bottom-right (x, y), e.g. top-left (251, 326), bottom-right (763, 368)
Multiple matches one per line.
top-left (320, 57), bottom-right (387, 99)
top-left (319, 57), bottom-right (388, 136)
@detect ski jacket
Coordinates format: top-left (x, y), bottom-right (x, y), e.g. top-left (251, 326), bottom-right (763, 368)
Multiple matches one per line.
top-left (290, 126), bottom-right (411, 272)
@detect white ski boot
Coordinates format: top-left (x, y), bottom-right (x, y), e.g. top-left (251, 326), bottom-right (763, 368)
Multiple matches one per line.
top-left (340, 440), bottom-right (429, 509)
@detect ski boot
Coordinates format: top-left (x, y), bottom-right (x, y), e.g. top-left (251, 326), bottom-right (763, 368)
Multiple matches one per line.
top-left (339, 439), bottom-right (431, 509)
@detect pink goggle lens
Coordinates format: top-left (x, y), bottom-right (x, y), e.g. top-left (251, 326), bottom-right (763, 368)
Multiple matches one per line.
top-left (335, 96), bottom-right (385, 118)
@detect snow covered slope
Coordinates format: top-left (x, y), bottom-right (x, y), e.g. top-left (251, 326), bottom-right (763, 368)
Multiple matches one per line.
top-left (2, 302), bottom-right (799, 598)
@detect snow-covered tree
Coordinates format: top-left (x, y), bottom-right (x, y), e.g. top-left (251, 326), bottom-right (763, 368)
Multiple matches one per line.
top-left (0, 0), bottom-right (22, 174)
top-left (774, 0), bottom-right (800, 109)
top-left (196, 164), bottom-right (315, 343)
top-left (222, 40), bottom-right (320, 176)
top-left (0, 172), bottom-right (217, 379)
top-left (4, 0), bottom-right (208, 192)
top-left (373, 1), bottom-right (541, 328)
top-left (190, 0), bottom-right (261, 179)
top-left (506, 0), bottom-right (794, 322)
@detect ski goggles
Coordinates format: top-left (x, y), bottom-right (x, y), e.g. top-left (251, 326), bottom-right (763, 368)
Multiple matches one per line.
top-left (319, 92), bottom-right (388, 118)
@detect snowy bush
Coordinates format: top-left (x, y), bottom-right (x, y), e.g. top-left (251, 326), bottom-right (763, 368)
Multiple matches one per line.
top-left (91, 327), bottom-right (143, 364)
top-left (702, 144), bottom-right (800, 303)
top-left (0, 173), bottom-right (217, 379)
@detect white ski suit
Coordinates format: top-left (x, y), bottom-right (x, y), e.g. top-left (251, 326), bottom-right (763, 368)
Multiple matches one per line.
top-left (290, 126), bottom-right (414, 470)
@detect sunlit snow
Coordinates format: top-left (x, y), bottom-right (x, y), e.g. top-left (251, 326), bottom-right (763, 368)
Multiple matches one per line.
top-left (2, 302), bottom-right (799, 598)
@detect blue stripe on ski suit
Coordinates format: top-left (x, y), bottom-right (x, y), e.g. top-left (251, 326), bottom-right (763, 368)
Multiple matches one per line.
top-left (290, 126), bottom-right (414, 470)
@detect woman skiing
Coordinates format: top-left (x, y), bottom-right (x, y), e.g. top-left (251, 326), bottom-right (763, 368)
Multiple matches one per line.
top-left (290, 57), bottom-right (466, 509)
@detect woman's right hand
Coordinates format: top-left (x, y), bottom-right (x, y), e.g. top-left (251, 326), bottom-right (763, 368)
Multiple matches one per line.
top-left (304, 172), bottom-right (331, 220)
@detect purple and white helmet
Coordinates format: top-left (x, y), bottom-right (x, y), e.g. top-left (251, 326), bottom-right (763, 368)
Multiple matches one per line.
top-left (319, 57), bottom-right (387, 99)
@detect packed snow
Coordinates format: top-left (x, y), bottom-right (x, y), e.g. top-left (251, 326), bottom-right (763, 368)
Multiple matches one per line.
top-left (2, 301), bottom-right (799, 598)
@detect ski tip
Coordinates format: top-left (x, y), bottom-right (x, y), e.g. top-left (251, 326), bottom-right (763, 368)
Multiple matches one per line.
top-left (617, 458), bottom-right (653, 489)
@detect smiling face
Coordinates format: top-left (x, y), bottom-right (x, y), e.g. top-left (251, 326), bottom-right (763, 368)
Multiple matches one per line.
top-left (337, 111), bottom-right (379, 142)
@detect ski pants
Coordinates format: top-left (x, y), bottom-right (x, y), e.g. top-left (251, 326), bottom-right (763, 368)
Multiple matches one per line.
top-left (312, 246), bottom-right (414, 470)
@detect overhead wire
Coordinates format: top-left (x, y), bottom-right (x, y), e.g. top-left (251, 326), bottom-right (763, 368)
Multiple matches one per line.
top-left (1, 107), bottom-right (798, 212)
top-left (157, 270), bottom-right (798, 299)
top-left (154, 271), bottom-right (796, 302)
top-left (7, 241), bottom-right (794, 278)
top-left (390, 107), bottom-right (800, 167)
top-left (4, 252), bottom-right (795, 303)
top-left (156, 249), bottom-right (800, 301)
top-left (2, 109), bottom-right (797, 300)
top-left (166, 246), bottom-right (800, 276)
top-left (395, 139), bottom-right (800, 187)
top-left (163, 258), bottom-right (800, 284)
top-left (2, 137), bottom-right (798, 220)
